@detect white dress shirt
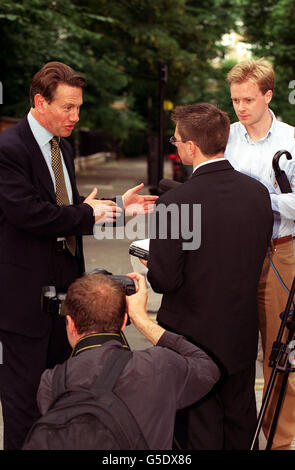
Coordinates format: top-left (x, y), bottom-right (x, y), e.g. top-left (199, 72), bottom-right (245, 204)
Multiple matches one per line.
top-left (27, 112), bottom-right (73, 204)
top-left (225, 110), bottom-right (295, 238)
top-left (193, 157), bottom-right (225, 173)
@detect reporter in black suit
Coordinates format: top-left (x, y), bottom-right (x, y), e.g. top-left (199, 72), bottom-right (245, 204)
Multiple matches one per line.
top-left (147, 103), bottom-right (274, 449)
top-left (0, 62), bottom-right (157, 449)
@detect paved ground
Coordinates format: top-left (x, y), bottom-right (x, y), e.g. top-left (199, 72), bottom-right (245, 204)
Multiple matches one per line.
top-left (0, 154), bottom-right (293, 450)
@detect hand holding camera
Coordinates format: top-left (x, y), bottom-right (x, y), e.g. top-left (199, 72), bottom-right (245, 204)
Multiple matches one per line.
top-left (42, 268), bottom-right (136, 317)
top-left (42, 268), bottom-right (165, 346)
top-left (126, 272), bottom-right (165, 345)
top-left (125, 272), bottom-right (148, 325)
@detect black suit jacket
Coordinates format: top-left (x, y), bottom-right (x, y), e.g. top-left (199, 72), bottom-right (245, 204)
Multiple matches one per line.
top-left (147, 160), bottom-right (273, 375)
top-left (0, 116), bottom-right (95, 337)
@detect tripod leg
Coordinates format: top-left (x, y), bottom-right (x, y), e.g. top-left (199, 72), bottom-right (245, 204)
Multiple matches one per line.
top-left (250, 367), bottom-right (279, 450)
top-left (265, 371), bottom-right (289, 450)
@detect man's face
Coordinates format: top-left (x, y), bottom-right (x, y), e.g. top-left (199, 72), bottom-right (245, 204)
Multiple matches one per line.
top-left (230, 80), bottom-right (272, 128)
top-left (40, 83), bottom-right (83, 137)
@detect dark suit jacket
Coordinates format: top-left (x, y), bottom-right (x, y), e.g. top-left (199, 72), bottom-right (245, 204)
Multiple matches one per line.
top-left (0, 116), bottom-right (95, 337)
top-left (147, 160), bottom-right (273, 375)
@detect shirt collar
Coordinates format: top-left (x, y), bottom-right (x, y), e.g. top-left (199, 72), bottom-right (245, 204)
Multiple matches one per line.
top-left (240, 109), bottom-right (276, 144)
top-left (193, 157), bottom-right (225, 173)
top-left (27, 111), bottom-right (54, 148)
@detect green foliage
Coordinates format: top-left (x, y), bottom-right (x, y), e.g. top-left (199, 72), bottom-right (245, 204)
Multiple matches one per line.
top-left (88, 0), bottom-right (239, 135)
top-left (0, 0), bottom-right (240, 152)
top-left (0, 0), bottom-right (128, 135)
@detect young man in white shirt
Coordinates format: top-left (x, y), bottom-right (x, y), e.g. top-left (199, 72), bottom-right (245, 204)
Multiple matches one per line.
top-left (225, 58), bottom-right (295, 450)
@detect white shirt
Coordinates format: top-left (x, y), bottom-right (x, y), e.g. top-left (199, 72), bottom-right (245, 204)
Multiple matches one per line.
top-left (193, 157), bottom-right (225, 173)
top-left (225, 110), bottom-right (295, 238)
top-left (27, 112), bottom-right (73, 204)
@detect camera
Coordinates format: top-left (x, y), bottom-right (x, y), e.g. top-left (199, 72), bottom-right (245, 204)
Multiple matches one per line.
top-left (90, 268), bottom-right (136, 296)
top-left (42, 268), bottom-right (136, 316)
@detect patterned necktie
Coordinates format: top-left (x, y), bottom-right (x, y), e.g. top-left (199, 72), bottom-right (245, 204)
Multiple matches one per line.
top-left (50, 136), bottom-right (76, 256)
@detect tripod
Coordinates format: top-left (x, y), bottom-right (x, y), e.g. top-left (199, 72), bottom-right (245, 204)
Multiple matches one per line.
top-left (251, 276), bottom-right (295, 450)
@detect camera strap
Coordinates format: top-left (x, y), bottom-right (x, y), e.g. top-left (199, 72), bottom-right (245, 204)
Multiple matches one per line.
top-left (267, 247), bottom-right (295, 316)
top-left (71, 331), bottom-right (130, 358)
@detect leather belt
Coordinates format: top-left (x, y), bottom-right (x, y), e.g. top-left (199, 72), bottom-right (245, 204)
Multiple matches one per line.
top-left (270, 235), bottom-right (292, 247)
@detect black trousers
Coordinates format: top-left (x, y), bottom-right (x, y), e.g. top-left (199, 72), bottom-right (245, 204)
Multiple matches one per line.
top-left (0, 249), bottom-right (80, 450)
top-left (174, 364), bottom-right (258, 450)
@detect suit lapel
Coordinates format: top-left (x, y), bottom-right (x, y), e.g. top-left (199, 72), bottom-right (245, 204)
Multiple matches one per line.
top-left (20, 117), bottom-right (56, 202)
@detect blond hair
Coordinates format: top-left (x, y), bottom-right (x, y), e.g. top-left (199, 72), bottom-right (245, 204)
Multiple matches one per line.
top-left (227, 58), bottom-right (274, 94)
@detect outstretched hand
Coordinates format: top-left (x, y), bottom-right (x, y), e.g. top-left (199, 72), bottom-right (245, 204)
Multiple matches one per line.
top-left (122, 183), bottom-right (158, 216)
top-left (83, 188), bottom-right (122, 224)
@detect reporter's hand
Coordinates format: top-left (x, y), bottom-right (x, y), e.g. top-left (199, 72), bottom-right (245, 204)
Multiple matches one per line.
top-left (83, 188), bottom-right (122, 224)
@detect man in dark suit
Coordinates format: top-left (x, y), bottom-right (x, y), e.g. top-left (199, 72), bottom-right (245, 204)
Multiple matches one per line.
top-left (0, 61), bottom-right (157, 450)
top-left (146, 103), bottom-right (274, 449)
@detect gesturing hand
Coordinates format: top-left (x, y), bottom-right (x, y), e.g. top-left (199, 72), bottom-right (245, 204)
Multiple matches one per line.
top-left (83, 188), bottom-right (122, 224)
top-left (122, 183), bottom-right (158, 216)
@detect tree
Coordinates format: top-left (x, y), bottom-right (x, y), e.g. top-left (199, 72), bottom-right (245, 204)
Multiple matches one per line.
top-left (0, 0), bottom-right (130, 137)
top-left (79, 0), bottom-right (239, 143)
top-left (0, 0), bottom-right (239, 154)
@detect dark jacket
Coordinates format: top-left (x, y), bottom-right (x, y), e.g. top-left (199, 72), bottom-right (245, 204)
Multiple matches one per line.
top-left (147, 160), bottom-right (273, 375)
top-left (37, 331), bottom-right (221, 450)
top-left (0, 116), bottom-right (94, 337)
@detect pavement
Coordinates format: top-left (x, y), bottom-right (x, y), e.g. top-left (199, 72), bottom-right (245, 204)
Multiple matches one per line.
top-left (0, 153), bottom-right (294, 451)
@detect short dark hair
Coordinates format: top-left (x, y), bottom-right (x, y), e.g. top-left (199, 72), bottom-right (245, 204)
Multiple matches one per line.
top-left (63, 274), bottom-right (126, 335)
top-left (30, 61), bottom-right (86, 107)
top-left (171, 103), bottom-right (230, 156)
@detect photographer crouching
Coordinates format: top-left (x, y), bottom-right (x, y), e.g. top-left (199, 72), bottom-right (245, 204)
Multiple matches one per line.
top-left (24, 272), bottom-right (220, 450)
